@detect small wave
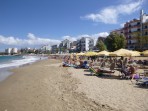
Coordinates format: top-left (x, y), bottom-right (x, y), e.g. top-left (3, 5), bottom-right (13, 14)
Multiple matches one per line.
top-left (0, 56), bottom-right (40, 69)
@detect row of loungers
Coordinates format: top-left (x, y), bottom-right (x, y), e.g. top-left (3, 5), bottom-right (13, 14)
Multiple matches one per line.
top-left (62, 60), bottom-right (148, 87)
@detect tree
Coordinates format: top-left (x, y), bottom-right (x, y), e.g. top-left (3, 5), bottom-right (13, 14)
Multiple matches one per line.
top-left (132, 32), bottom-right (148, 51)
top-left (105, 33), bottom-right (126, 51)
top-left (96, 40), bottom-right (107, 51)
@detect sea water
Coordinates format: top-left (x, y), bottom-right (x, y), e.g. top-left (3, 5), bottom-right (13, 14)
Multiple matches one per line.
top-left (0, 55), bottom-right (42, 81)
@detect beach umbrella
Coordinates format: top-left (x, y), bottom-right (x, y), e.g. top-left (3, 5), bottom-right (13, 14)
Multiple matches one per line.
top-left (130, 51), bottom-right (141, 56)
top-left (97, 50), bottom-right (110, 56)
top-left (70, 53), bottom-right (74, 59)
top-left (84, 51), bottom-right (98, 56)
top-left (109, 48), bottom-right (132, 56)
top-left (76, 52), bottom-right (85, 56)
top-left (141, 50), bottom-right (148, 56)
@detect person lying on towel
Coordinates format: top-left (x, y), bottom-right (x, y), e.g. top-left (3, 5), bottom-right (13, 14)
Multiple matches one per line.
top-left (95, 68), bottom-right (115, 73)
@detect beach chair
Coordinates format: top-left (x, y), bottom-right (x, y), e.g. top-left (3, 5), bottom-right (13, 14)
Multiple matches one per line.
top-left (136, 77), bottom-right (148, 87)
top-left (89, 67), bottom-right (104, 76)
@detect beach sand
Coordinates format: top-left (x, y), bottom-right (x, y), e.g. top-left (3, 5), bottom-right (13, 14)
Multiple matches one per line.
top-left (0, 59), bottom-right (114, 111)
top-left (68, 67), bottom-right (148, 111)
top-left (0, 59), bottom-right (147, 111)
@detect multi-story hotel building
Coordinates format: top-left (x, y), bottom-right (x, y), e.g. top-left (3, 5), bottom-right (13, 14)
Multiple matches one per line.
top-left (76, 37), bottom-right (95, 52)
top-left (5, 48), bottom-right (18, 55)
top-left (141, 10), bottom-right (148, 49)
top-left (123, 19), bottom-right (141, 50)
top-left (51, 44), bottom-right (59, 54)
top-left (111, 10), bottom-right (148, 50)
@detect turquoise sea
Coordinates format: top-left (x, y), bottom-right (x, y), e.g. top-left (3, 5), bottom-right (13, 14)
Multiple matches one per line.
top-left (0, 55), bottom-right (42, 81)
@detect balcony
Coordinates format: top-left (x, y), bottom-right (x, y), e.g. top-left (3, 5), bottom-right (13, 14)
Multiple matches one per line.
top-left (129, 37), bottom-right (132, 39)
top-left (130, 25), bottom-right (140, 28)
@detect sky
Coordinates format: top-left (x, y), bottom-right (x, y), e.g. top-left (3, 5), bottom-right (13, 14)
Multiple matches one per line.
top-left (0, 0), bottom-right (147, 51)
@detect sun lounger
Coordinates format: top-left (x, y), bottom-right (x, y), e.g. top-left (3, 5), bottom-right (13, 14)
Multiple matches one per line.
top-left (136, 77), bottom-right (148, 87)
top-left (89, 67), bottom-right (104, 76)
top-left (89, 67), bottom-right (114, 76)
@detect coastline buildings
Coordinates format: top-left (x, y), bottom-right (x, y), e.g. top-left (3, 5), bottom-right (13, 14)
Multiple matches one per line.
top-left (59, 39), bottom-right (71, 53)
top-left (123, 18), bottom-right (141, 50)
top-left (111, 10), bottom-right (148, 50)
top-left (5, 48), bottom-right (18, 55)
top-left (51, 44), bottom-right (59, 54)
top-left (76, 37), bottom-right (96, 52)
top-left (51, 37), bottom-right (96, 54)
top-left (40, 45), bottom-right (51, 53)
top-left (70, 41), bottom-right (77, 52)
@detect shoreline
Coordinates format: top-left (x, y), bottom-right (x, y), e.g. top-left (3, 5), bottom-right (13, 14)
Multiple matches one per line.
top-left (0, 56), bottom-right (47, 82)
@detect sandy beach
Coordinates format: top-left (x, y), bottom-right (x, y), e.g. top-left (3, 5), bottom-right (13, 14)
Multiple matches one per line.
top-left (0, 59), bottom-right (147, 111)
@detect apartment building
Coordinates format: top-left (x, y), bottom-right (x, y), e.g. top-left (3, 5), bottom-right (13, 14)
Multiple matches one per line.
top-left (142, 15), bottom-right (148, 49)
top-left (5, 48), bottom-right (18, 55)
top-left (70, 41), bottom-right (77, 52)
top-left (111, 10), bottom-right (148, 50)
top-left (111, 29), bottom-right (124, 35)
top-left (123, 19), bottom-right (141, 49)
top-left (51, 44), bottom-right (59, 54)
top-left (76, 37), bottom-right (95, 52)
top-left (58, 39), bottom-right (71, 53)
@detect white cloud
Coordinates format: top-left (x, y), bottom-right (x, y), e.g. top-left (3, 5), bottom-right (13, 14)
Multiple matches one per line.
top-left (0, 33), bottom-right (60, 47)
top-left (81, 0), bottom-right (143, 24)
top-left (96, 32), bottom-right (109, 37)
top-left (62, 36), bottom-right (77, 41)
top-left (0, 35), bottom-right (22, 45)
top-left (120, 23), bottom-right (125, 27)
top-left (62, 32), bottom-right (109, 42)
top-left (0, 32), bottom-right (109, 50)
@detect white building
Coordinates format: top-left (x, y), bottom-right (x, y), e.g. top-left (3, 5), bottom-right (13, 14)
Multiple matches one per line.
top-left (77, 37), bottom-right (95, 52)
top-left (60, 39), bottom-right (71, 49)
top-left (58, 39), bottom-right (72, 53)
top-left (40, 45), bottom-right (51, 52)
top-left (11, 48), bottom-right (18, 54)
top-left (5, 48), bottom-right (18, 55)
top-left (5, 48), bottom-right (12, 54)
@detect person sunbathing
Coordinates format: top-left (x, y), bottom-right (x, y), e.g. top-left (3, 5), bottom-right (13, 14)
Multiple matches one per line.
top-left (130, 66), bottom-right (140, 81)
top-left (122, 65), bottom-right (140, 80)
top-left (95, 68), bottom-right (115, 73)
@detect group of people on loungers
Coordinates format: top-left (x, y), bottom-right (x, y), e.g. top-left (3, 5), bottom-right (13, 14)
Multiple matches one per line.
top-left (62, 56), bottom-right (142, 80)
top-left (62, 56), bottom-right (88, 68)
top-left (62, 56), bottom-right (115, 74)
top-left (116, 57), bottom-right (141, 81)
top-left (57, 55), bottom-right (148, 86)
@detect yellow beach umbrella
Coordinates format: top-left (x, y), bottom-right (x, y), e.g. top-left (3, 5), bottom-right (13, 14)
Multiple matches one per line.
top-left (130, 51), bottom-right (141, 56)
top-left (97, 50), bottom-right (110, 56)
top-left (109, 48), bottom-right (132, 56)
top-left (141, 50), bottom-right (148, 56)
top-left (76, 52), bottom-right (85, 56)
top-left (84, 51), bottom-right (98, 56)
top-left (70, 53), bottom-right (75, 59)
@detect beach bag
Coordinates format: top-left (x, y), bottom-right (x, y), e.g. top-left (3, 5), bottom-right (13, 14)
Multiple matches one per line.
top-left (134, 73), bottom-right (140, 79)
